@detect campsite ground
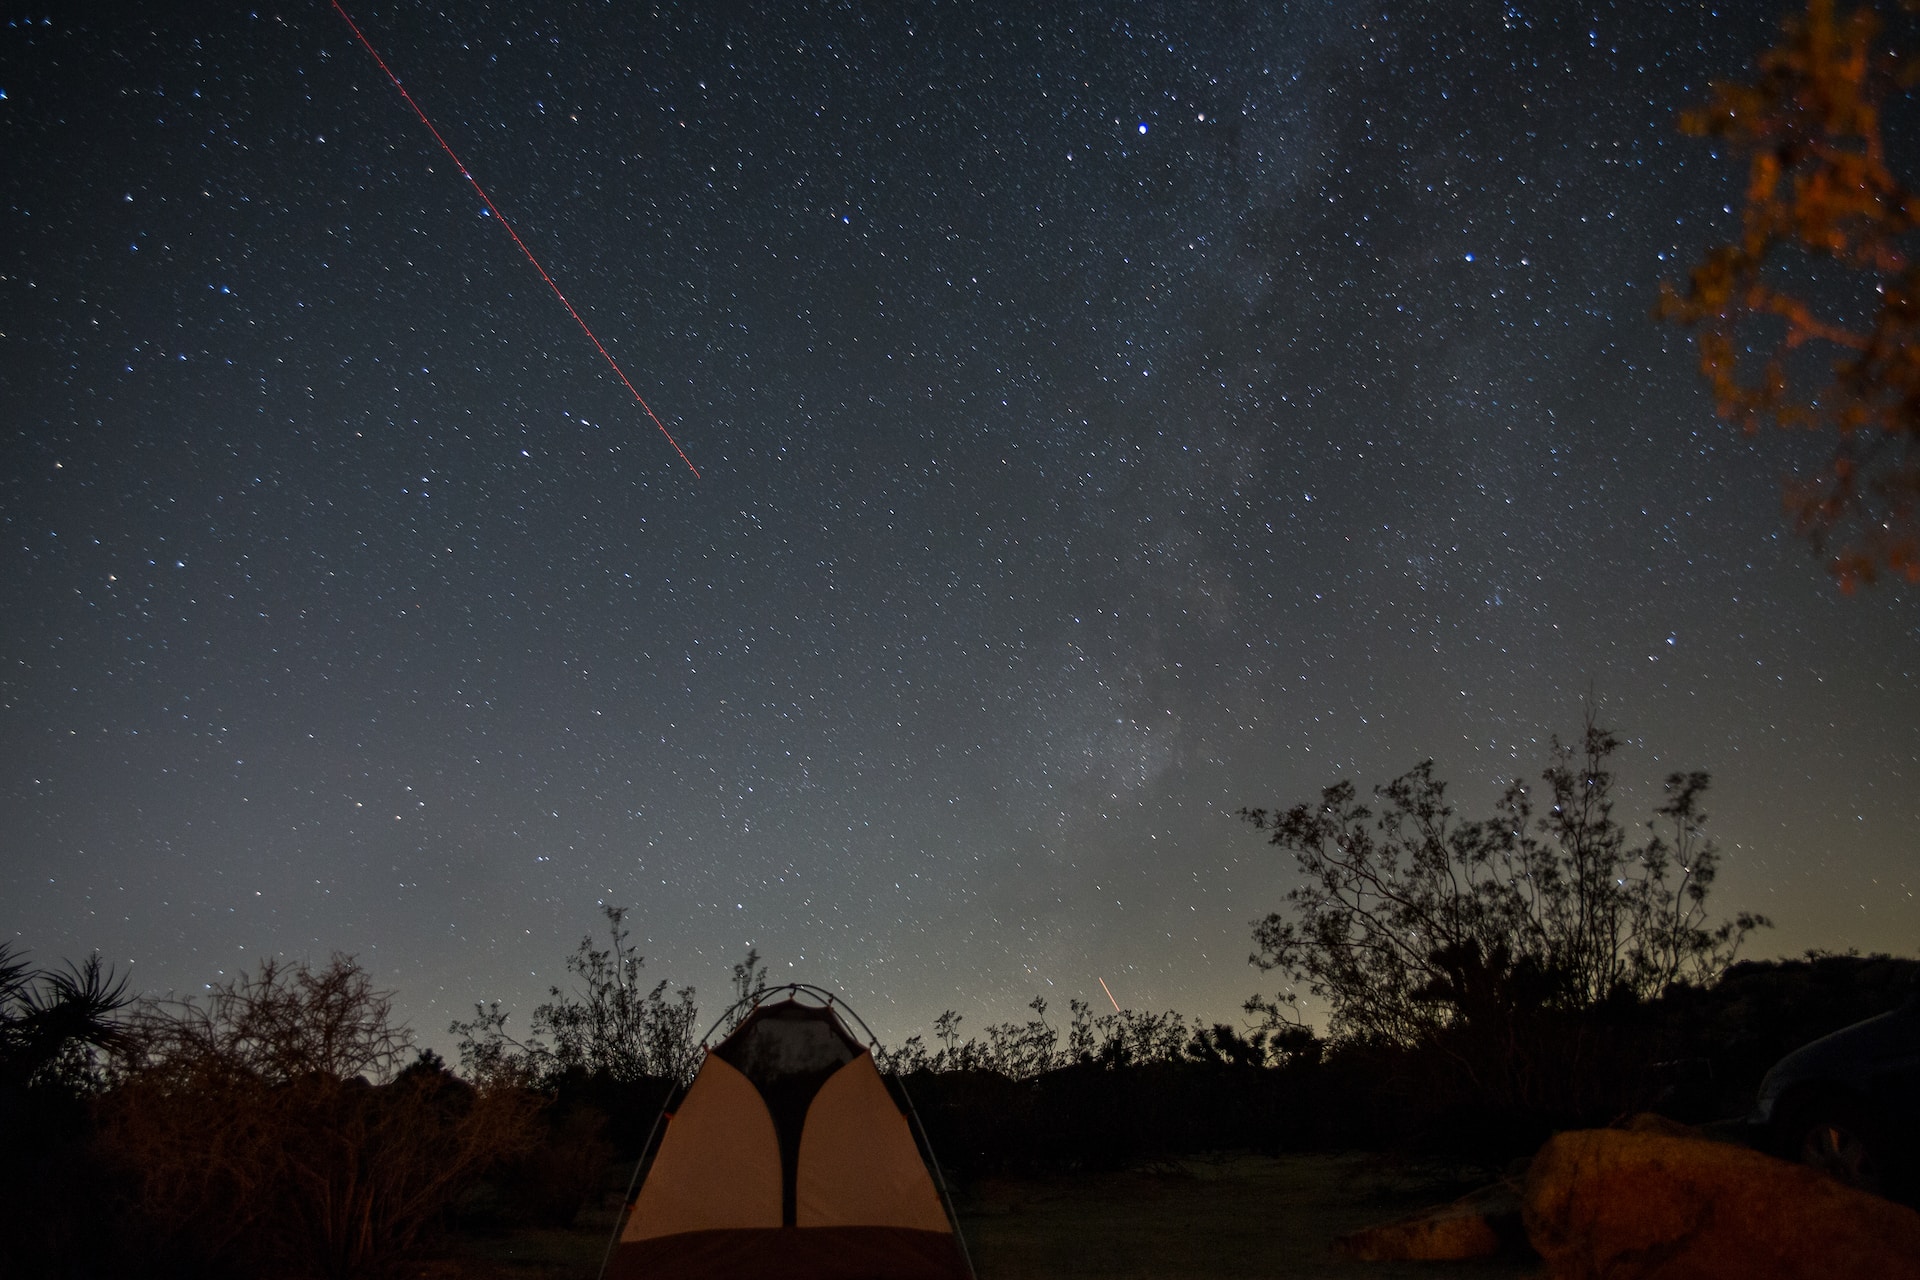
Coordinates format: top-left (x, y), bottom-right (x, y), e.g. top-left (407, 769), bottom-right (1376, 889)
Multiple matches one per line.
top-left (427, 1151), bottom-right (1537, 1278)
top-left (954, 1152), bottom-right (1534, 1279)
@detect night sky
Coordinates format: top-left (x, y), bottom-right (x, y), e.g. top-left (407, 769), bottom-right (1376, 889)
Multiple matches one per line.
top-left (5, 1), bottom-right (1916, 1053)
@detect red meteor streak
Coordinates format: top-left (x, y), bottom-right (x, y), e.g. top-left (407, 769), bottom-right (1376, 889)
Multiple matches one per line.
top-left (330, 1), bottom-right (699, 478)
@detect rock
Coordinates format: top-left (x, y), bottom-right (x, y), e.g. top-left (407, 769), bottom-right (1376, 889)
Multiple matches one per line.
top-left (1620, 1111), bottom-right (1702, 1139)
top-left (1335, 1202), bottom-right (1505, 1261)
top-left (1523, 1127), bottom-right (1920, 1279)
top-left (1335, 1182), bottom-right (1523, 1262)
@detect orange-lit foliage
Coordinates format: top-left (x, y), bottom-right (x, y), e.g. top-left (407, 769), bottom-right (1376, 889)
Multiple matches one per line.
top-left (1660, 0), bottom-right (1920, 589)
top-left (104, 956), bottom-right (537, 1278)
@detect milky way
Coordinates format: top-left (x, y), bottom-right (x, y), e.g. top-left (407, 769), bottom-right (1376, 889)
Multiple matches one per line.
top-left (4, 1), bottom-right (1915, 1051)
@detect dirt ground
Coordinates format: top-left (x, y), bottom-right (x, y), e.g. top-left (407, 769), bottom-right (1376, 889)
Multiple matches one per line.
top-left (425, 1151), bottom-right (1538, 1279)
top-left (953, 1152), bottom-right (1535, 1280)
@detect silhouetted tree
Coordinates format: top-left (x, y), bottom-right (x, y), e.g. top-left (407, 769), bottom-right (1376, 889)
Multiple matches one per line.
top-left (0, 945), bottom-right (137, 1280)
top-left (1661, 0), bottom-right (1920, 588)
top-left (0, 943), bottom-right (132, 1092)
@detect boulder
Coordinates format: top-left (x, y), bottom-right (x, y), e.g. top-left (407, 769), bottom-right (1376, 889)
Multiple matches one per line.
top-left (1335, 1176), bottom-right (1526, 1262)
top-left (1334, 1199), bottom-right (1507, 1261)
top-left (1523, 1127), bottom-right (1920, 1279)
top-left (1619, 1110), bottom-right (1702, 1139)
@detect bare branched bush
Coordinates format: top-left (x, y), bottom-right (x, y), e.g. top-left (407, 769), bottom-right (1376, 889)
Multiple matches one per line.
top-left (102, 955), bottom-right (536, 1279)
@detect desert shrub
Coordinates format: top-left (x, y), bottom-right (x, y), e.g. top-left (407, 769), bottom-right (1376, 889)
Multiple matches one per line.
top-left (877, 998), bottom-right (1285, 1080)
top-left (902, 1050), bottom-right (1346, 1176)
top-left (1239, 710), bottom-right (1771, 1131)
top-left (451, 907), bottom-right (700, 1087)
top-left (101, 955), bottom-right (537, 1279)
top-left (543, 1066), bottom-right (677, 1158)
top-left (461, 1099), bottom-right (616, 1230)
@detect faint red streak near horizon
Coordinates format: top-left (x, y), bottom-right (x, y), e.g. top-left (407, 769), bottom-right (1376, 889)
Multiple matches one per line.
top-left (329, 1), bottom-right (700, 478)
top-left (1098, 976), bottom-right (1122, 1013)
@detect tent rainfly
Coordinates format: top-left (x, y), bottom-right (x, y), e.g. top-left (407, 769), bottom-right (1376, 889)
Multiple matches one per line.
top-left (606, 992), bottom-right (974, 1280)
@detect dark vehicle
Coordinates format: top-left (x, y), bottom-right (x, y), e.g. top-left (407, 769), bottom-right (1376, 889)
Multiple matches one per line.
top-left (1752, 991), bottom-right (1920, 1199)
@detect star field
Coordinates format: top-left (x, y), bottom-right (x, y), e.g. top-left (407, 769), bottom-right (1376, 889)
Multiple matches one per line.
top-left (3, 1), bottom-right (1916, 1050)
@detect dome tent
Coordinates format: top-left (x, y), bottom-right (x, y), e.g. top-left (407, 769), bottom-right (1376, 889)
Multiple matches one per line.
top-left (602, 985), bottom-right (974, 1280)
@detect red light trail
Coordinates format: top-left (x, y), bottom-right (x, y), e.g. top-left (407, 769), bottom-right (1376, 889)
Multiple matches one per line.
top-left (329, 1), bottom-right (700, 478)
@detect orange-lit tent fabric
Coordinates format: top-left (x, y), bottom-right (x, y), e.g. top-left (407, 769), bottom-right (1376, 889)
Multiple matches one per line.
top-left (608, 998), bottom-right (972, 1280)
